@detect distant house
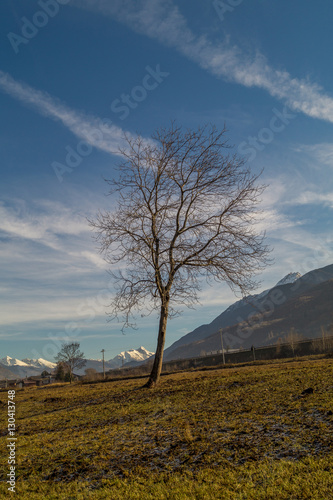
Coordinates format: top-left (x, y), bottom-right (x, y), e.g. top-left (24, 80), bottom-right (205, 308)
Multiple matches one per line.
top-left (22, 379), bottom-right (37, 388)
top-left (0, 375), bottom-right (56, 390)
top-left (24, 375), bottom-right (56, 386)
top-left (0, 379), bottom-right (20, 389)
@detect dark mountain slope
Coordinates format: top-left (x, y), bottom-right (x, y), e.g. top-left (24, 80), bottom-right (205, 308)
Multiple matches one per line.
top-left (164, 263), bottom-right (333, 360)
top-left (166, 277), bottom-right (333, 360)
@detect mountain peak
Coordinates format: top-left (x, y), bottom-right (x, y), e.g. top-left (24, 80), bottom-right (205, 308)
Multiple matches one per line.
top-left (22, 358), bottom-right (56, 369)
top-left (109, 346), bottom-right (154, 364)
top-left (275, 272), bottom-right (302, 287)
top-left (204, 272), bottom-right (303, 319)
top-left (1, 356), bottom-right (29, 367)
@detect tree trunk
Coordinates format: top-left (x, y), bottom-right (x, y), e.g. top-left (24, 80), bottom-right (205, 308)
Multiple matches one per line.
top-left (144, 300), bottom-right (169, 388)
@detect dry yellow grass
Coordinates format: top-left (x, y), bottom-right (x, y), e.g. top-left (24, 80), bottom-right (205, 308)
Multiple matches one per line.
top-left (1, 356), bottom-right (332, 499)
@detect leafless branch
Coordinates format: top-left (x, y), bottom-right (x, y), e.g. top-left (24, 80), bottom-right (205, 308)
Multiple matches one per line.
top-left (89, 123), bottom-right (271, 386)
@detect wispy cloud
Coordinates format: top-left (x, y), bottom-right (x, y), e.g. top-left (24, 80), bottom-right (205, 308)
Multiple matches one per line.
top-left (285, 144), bottom-right (333, 209)
top-left (75, 0), bottom-right (333, 124)
top-left (0, 197), bottom-right (112, 328)
top-left (0, 298), bottom-right (94, 327)
top-left (295, 143), bottom-right (333, 167)
top-left (0, 197), bottom-right (110, 277)
top-left (0, 199), bottom-right (88, 251)
top-left (0, 70), bottom-right (130, 154)
top-left (293, 191), bottom-right (333, 209)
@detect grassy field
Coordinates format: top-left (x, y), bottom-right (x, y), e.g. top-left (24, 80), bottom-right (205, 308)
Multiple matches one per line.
top-left (1, 357), bottom-right (333, 499)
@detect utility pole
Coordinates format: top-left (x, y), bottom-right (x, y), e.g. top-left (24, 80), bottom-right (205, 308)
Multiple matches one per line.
top-left (101, 349), bottom-right (105, 379)
top-left (220, 329), bottom-right (225, 365)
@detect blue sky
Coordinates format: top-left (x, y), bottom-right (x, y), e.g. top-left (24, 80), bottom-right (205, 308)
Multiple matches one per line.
top-left (1, 0), bottom-right (332, 362)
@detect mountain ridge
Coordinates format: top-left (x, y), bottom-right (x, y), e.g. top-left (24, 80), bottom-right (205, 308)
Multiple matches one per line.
top-left (166, 277), bottom-right (333, 361)
top-left (163, 264), bottom-right (333, 361)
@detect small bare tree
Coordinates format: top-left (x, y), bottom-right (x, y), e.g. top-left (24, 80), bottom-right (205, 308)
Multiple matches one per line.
top-left (84, 368), bottom-right (100, 382)
top-left (90, 124), bottom-right (270, 387)
top-left (55, 342), bottom-right (86, 383)
top-left (285, 328), bottom-right (303, 356)
top-left (311, 326), bottom-right (333, 353)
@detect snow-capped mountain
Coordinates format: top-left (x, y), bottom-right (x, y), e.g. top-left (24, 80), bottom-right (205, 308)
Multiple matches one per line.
top-left (78, 347), bottom-right (154, 375)
top-left (0, 348), bottom-right (154, 379)
top-left (223, 272), bottom-right (302, 315)
top-left (0, 357), bottom-right (56, 379)
top-left (22, 358), bottom-right (57, 370)
top-left (1, 356), bottom-right (31, 367)
top-left (109, 346), bottom-right (153, 367)
top-left (275, 272), bottom-right (302, 287)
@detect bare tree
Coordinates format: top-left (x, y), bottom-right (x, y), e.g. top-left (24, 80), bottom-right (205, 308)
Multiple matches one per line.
top-left (55, 342), bottom-right (86, 383)
top-left (285, 328), bottom-right (303, 356)
top-left (84, 368), bottom-right (100, 382)
top-left (311, 326), bottom-right (333, 353)
top-left (90, 124), bottom-right (270, 387)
